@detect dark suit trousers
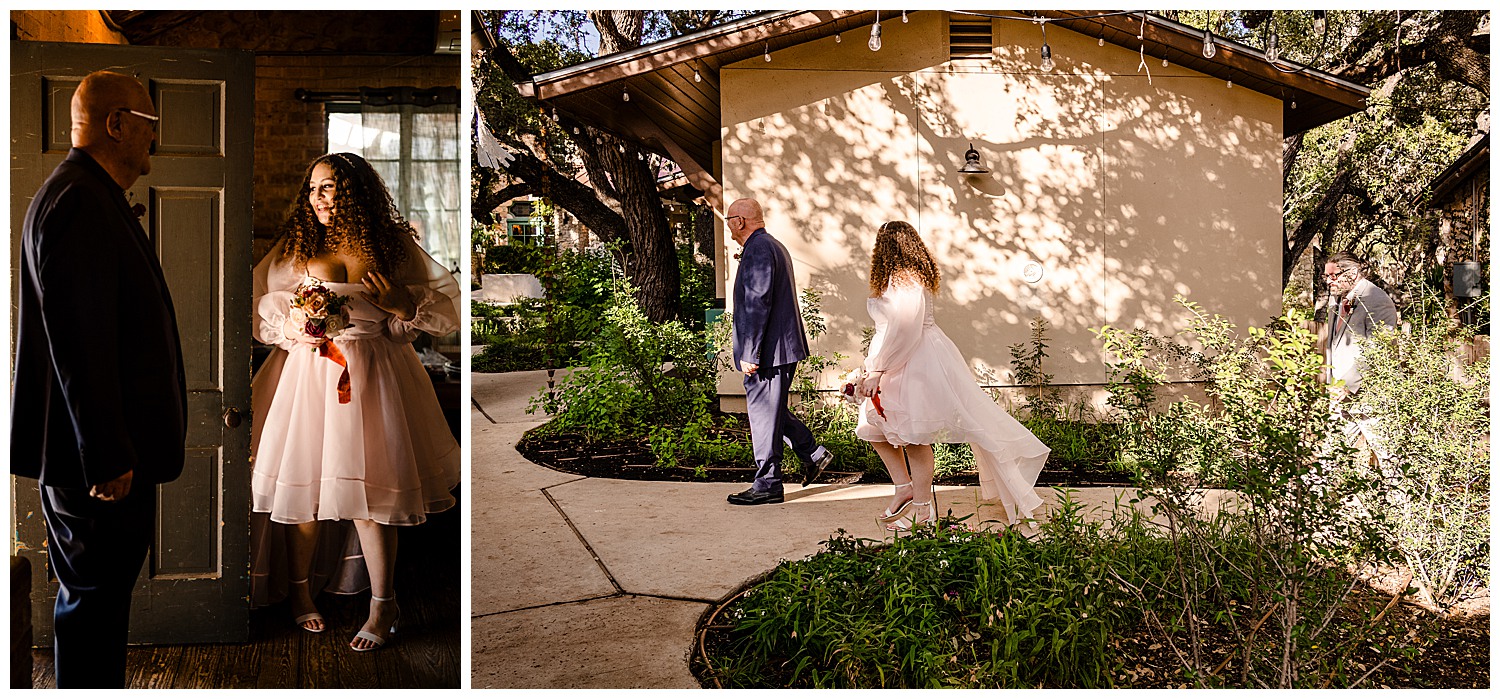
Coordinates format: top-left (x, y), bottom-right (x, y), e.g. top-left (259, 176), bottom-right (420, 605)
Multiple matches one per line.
top-left (744, 362), bottom-right (817, 493)
top-left (41, 483), bottom-right (157, 689)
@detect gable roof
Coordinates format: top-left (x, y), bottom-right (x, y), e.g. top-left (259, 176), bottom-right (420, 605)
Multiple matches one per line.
top-left (508, 10), bottom-right (1370, 190)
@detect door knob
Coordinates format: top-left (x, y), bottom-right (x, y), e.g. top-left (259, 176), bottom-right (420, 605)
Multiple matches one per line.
top-left (223, 407), bottom-right (243, 428)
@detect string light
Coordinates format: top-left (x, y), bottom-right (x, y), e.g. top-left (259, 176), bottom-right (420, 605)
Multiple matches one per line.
top-left (1313, 10), bottom-right (1326, 35)
top-left (1098, 36), bottom-right (1105, 46)
top-left (869, 10), bottom-right (882, 51)
top-left (622, 87), bottom-right (630, 102)
top-left (902, 10), bottom-right (908, 23)
top-left (693, 69), bottom-right (702, 82)
top-left (764, 42), bottom-right (771, 62)
top-left (1202, 27), bottom-right (1217, 59)
top-left (1037, 20), bottom-right (1054, 72)
top-left (1265, 27), bottom-right (1279, 63)
top-left (1162, 58), bottom-right (1169, 67)
top-left (835, 31), bottom-right (842, 43)
top-left (1227, 78), bottom-right (1233, 89)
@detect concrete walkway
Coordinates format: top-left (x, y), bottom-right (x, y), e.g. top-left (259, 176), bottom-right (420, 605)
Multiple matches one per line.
top-left (469, 370), bottom-right (1147, 689)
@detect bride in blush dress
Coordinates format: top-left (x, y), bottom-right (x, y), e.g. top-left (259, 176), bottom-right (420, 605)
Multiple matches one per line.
top-left (250, 152), bottom-right (460, 651)
top-left (853, 221), bottom-right (1050, 530)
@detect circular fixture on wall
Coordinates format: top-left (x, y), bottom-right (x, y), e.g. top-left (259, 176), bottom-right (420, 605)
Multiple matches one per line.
top-left (1022, 261), bottom-right (1044, 284)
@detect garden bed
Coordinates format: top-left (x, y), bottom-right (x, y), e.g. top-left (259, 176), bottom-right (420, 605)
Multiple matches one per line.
top-left (691, 525), bottom-right (1490, 689)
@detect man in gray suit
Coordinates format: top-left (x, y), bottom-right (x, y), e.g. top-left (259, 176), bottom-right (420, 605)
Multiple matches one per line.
top-left (725, 198), bottom-right (832, 505)
top-left (1322, 251), bottom-right (1399, 455)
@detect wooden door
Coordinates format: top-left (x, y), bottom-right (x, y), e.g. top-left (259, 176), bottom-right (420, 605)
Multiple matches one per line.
top-left (10, 41), bottom-right (255, 644)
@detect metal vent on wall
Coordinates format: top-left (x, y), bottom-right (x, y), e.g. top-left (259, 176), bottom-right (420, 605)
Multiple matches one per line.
top-left (950, 16), bottom-right (992, 59)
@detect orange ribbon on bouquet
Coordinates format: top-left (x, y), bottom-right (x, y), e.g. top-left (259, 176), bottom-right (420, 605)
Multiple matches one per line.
top-left (318, 341), bottom-right (353, 404)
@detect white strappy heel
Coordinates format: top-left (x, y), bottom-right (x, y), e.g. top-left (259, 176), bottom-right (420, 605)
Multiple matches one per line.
top-left (289, 578), bottom-right (324, 634)
top-left (350, 594), bottom-right (400, 652)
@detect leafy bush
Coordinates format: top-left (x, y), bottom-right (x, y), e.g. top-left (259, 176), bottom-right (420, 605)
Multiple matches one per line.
top-left (707, 493), bottom-right (1149, 688)
top-left (529, 279), bottom-right (713, 440)
top-left (1096, 298), bottom-right (1404, 688)
top-left (1349, 315), bottom-right (1489, 607)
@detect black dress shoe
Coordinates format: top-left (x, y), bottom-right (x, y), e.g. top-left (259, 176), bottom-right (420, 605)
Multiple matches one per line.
top-left (802, 449), bottom-right (834, 486)
top-left (727, 488), bottom-right (784, 505)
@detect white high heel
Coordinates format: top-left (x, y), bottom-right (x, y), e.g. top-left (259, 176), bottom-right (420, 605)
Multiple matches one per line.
top-left (289, 578), bottom-right (324, 634)
top-left (350, 594), bottom-right (400, 652)
top-left (888, 501), bottom-right (935, 532)
top-left (876, 483), bottom-right (914, 527)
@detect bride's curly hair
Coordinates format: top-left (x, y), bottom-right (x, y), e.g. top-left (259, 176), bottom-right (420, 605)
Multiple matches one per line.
top-left (869, 220), bottom-right (940, 296)
top-left (278, 152), bottom-right (414, 275)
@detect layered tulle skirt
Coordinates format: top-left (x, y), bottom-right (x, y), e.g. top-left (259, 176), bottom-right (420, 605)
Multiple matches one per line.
top-left (251, 336), bottom-right (459, 525)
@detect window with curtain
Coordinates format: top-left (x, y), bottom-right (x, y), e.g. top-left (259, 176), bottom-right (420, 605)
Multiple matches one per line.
top-left (327, 104), bottom-right (461, 272)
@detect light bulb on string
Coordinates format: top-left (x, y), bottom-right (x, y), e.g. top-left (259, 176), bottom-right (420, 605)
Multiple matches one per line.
top-left (622, 87), bottom-right (630, 102)
top-left (1265, 30), bottom-right (1279, 63)
top-left (1226, 79), bottom-right (1233, 89)
top-left (764, 43), bottom-right (771, 62)
top-left (1291, 100), bottom-right (1297, 109)
top-left (1038, 20), bottom-right (1054, 72)
top-left (693, 69), bottom-right (702, 82)
top-left (835, 32), bottom-right (842, 43)
top-left (869, 11), bottom-right (882, 51)
top-left (901, 10), bottom-right (908, 23)
top-left (1162, 58), bottom-right (1169, 67)
top-left (1098, 36), bottom-right (1105, 47)
top-left (1313, 10), bottom-right (1326, 35)
top-left (1202, 28), bottom-right (1217, 59)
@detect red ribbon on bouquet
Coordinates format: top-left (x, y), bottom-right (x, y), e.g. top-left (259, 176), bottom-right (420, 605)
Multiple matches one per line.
top-left (318, 341), bottom-right (353, 404)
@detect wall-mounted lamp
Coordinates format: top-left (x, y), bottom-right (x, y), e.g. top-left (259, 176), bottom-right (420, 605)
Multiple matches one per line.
top-left (958, 143), bottom-right (989, 174)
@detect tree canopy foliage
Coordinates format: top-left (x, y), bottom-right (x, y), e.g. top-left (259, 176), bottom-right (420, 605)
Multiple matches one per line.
top-left (473, 10), bottom-right (753, 323)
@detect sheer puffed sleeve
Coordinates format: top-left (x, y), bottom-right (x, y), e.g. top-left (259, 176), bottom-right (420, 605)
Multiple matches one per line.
top-left (384, 236), bottom-right (460, 343)
top-left (252, 240), bottom-right (304, 352)
top-left (864, 281), bottom-right (928, 374)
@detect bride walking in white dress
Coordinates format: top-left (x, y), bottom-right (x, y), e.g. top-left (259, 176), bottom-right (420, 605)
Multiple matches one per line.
top-left (854, 221), bottom-right (1050, 530)
top-left (250, 152), bottom-right (460, 651)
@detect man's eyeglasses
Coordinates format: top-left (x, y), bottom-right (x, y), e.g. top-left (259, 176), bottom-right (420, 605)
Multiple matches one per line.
top-left (116, 108), bottom-right (159, 130)
top-left (726, 215), bottom-right (746, 226)
top-left (1324, 268), bottom-right (1355, 282)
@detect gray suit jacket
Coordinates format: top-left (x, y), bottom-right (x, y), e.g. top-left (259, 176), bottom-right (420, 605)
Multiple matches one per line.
top-left (1325, 278), bottom-right (1398, 393)
top-left (732, 229), bottom-right (809, 370)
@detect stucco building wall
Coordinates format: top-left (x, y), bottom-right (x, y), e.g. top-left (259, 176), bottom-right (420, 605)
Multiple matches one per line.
top-left (720, 12), bottom-right (1282, 395)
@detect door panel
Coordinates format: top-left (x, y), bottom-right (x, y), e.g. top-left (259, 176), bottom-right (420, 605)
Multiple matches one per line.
top-left (10, 41), bottom-right (254, 645)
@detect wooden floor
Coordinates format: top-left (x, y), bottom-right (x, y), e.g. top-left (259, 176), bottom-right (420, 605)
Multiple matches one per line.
top-left (27, 503), bottom-right (461, 689)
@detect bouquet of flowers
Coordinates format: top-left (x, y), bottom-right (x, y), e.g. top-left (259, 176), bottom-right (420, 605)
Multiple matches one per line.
top-left (290, 278), bottom-right (354, 403)
top-left (290, 279), bottom-right (352, 344)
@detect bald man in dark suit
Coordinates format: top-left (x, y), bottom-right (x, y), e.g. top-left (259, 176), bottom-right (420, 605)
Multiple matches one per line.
top-left (725, 198), bottom-right (832, 505)
top-left (11, 70), bottom-right (186, 688)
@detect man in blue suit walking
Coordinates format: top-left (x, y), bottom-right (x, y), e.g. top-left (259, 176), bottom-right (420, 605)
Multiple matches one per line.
top-left (725, 198), bottom-right (832, 505)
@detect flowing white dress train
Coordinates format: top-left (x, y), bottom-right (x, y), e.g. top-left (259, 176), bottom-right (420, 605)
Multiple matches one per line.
top-left (855, 281), bottom-right (1050, 524)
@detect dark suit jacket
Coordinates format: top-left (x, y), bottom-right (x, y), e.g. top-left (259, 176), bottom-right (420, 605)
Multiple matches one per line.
top-left (11, 149), bottom-right (187, 489)
top-left (732, 228), bottom-right (809, 370)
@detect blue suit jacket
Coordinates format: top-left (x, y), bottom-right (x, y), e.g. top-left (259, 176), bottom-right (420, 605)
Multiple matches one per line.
top-left (10, 149), bottom-right (187, 489)
top-left (732, 228), bottom-right (809, 370)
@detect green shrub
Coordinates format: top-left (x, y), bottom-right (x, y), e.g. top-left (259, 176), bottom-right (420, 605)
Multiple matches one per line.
top-left (529, 279), bottom-right (713, 440)
top-left (707, 492), bottom-right (1159, 688)
top-left (1350, 315), bottom-right (1489, 607)
top-left (1096, 297), bottom-right (1406, 688)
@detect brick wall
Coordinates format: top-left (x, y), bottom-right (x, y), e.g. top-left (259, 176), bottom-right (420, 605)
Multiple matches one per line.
top-left (253, 54), bottom-right (459, 257)
top-left (10, 10), bottom-right (127, 44)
